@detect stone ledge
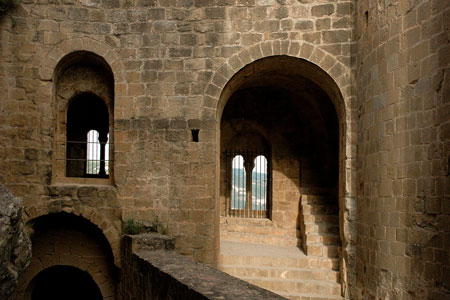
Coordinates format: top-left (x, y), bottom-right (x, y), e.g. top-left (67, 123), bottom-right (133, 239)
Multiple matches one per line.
top-left (119, 233), bottom-right (286, 300)
top-left (123, 233), bottom-right (175, 252)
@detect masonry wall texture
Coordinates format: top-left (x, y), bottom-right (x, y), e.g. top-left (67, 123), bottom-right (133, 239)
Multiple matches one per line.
top-left (0, 0), bottom-right (448, 299)
top-left (0, 0), bottom-right (355, 265)
top-left (355, 0), bottom-right (449, 299)
top-left (119, 233), bottom-right (287, 300)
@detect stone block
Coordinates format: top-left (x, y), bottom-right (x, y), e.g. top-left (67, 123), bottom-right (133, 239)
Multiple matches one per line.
top-left (322, 30), bottom-right (351, 44)
top-left (311, 4), bottom-right (334, 17)
top-left (295, 20), bottom-right (313, 30)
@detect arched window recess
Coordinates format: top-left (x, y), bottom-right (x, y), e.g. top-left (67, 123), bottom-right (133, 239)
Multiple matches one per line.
top-left (53, 51), bottom-right (114, 183)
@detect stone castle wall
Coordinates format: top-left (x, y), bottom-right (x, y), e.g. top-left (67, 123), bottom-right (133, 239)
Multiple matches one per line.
top-left (0, 0), bottom-right (355, 269)
top-left (355, 0), bottom-right (449, 299)
top-left (2, 0), bottom-right (448, 298)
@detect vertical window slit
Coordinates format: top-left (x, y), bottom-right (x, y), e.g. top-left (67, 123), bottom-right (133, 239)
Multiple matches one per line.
top-left (191, 129), bottom-right (199, 142)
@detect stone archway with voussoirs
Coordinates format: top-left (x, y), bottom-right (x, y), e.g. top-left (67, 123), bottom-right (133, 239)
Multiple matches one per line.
top-left (208, 41), bottom-right (357, 297)
top-left (37, 37), bottom-right (128, 120)
top-left (22, 205), bottom-right (121, 266)
top-left (38, 38), bottom-right (125, 84)
top-left (17, 212), bottom-right (118, 300)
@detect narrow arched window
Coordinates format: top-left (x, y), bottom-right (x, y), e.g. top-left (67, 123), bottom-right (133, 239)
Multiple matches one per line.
top-left (252, 155), bottom-right (267, 212)
top-left (231, 155), bottom-right (246, 210)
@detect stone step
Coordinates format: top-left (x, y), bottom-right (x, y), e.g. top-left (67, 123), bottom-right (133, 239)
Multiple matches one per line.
top-left (278, 292), bottom-right (344, 300)
top-left (219, 253), bottom-right (339, 271)
top-left (219, 241), bottom-right (342, 300)
top-left (303, 233), bottom-right (340, 245)
top-left (220, 231), bottom-right (300, 247)
top-left (304, 244), bottom-right (340, 258)
top-left (219, 265), bottom-right (340, 283)
top-left (302, 214), bottom-right (339, 224)
top-left (301, 204), bottom-right (339, 215)
top-left (243, 277), bottom-right (342, 296)
top-left (300, 191), bottom-right (337, 201)
top-left (304, 223), bottom-right (339, 235)
top-left (220, 225), bottom-right (299, 238)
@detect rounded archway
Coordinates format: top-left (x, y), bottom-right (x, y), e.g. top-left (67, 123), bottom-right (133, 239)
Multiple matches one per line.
top-left (29, 265), bottom-right (102, 300)
top-left (53, 51), bottom-right (115, 183)
top-left (17, 213), bottom-right (117, 300)
top-left (217, 55), bottom-right (346, 299)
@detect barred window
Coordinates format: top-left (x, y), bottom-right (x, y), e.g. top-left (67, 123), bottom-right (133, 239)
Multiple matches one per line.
top-left (86, 131), bottom-right (110, 176)
top-left (65, 93), bottom-right (110, 178)
top-left (225, 150), bottom-right (271, 219)
top-left (252, 155), bottom-right (267, 211)
top-left (231, 155), bottom-right (246, 210)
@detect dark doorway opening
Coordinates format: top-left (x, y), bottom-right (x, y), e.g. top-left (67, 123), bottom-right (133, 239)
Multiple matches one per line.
top-left (31, 265), bottom-right (102, 300)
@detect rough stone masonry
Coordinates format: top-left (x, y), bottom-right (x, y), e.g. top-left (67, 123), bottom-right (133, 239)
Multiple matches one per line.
top-left (0, 0), bottom-right (448, 299)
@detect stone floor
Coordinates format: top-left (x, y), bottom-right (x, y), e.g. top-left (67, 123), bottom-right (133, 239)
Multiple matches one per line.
top-left (218, 240), bottom-right (343, 300)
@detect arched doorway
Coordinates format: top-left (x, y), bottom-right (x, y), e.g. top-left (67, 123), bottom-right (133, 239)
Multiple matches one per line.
top-left (30, 266), bottom-right (102, 300)
top-left (218, 56), bottom-right (344, 299)
top-left (17, 213), bottom-right (117, 300)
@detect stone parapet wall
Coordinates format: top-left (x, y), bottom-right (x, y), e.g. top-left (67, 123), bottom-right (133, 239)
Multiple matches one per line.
top-left (118, 233), bottom-right (287, 300)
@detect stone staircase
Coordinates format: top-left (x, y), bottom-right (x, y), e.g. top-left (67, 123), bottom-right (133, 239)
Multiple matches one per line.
top-left (300, 194), bottom-right (341, 259)
top-left (219, 240), bottom-right (343, 300)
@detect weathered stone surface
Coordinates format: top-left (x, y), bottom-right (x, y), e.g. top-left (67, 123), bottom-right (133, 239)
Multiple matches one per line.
top-left (0, 0), bottom-right (447, 299)
top-left (119, 234), bottom-right (287, 300)
top-left (355, 0), bottom-right (450, 299)
top-left (0, 184), bottom-right (31, 300)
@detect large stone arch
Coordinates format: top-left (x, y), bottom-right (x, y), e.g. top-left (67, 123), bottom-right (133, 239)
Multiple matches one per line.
top-left (209, 42), bottom-right (357, 297)
top-left (22, 204), bottom-right (121, 266)
top-left (17, 212), bottom-right (118, 300)
top-left (205, 41), bottom-right (351, 120)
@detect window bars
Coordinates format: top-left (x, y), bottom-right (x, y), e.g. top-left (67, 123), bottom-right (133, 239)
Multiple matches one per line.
top-left (86, 130), bottom-right (110, 176)
top-left (56, 130), bottom-right (110, 178)
top-left (224, 149), bottom-right (271, 219)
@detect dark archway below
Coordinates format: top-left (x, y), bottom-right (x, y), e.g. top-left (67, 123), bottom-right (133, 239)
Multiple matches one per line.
top-left (31, 265), bottom-right (102, 300)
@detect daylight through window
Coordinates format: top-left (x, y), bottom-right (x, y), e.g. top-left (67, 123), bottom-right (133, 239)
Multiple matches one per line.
top-left (226, 150), bottom-right (270, 218)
